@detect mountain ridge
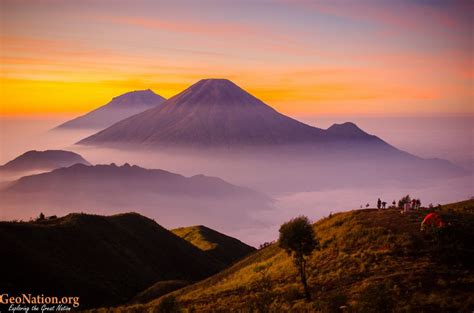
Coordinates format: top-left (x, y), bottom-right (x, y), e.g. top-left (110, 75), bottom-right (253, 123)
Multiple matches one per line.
top-left (5, 163), bottom-right (262, 198)
top-left (172, 225), bottom-right (256, 266)
top-left (55, 89), bottom-right (165, 130)
top-left (77, 79), bottom-right (385, 147)
top-left (0, 212), bottom-right (224, 308)
top-left (0, 150), bottom-right (90, 172)
top-left (118, 199), bottom-right (474, 312)
top-left (0, 163), bottom-right (271, 228)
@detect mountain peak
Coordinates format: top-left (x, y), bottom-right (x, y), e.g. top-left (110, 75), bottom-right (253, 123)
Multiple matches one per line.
top-left (170, 78), bottom-right (258, 107)
top-left (77, 77), bottom-right (324, 146)
top-left (55, 89), bottom-right (165, 130)
top-left (113, 88), bottom-right (156, 98)
top-left (77, 79), bottom-right (389, 147)
top-left (198, 78), bottom-right (234, 83)
top-left (195, 78), bottom-right (237, 88)
top-left (110, 89), bottom-right (165, 107)
top-left (325, 122), bottom-right (381, 142)
top-left (0, 149), bottom-right (90, 172)
top-left (327, 122), bottom-right (365, 134)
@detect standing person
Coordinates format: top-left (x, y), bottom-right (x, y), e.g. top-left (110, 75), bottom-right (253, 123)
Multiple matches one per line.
top-left (382, 201), bottom-right (387, 209)
top-left (403, 201), bottom-right (411, 213)
top-left (377, 198), bottom-right (382, 210)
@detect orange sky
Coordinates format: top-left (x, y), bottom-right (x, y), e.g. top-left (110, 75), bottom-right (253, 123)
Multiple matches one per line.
top-left (0, 0), bottom-right (472, 117)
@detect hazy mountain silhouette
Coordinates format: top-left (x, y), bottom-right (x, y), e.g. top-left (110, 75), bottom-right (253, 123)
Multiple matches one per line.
top-left (0, 150), bottom-right (90, 172)
top-left (75, 79), bottom-right (466, 192)
top-left (77, 79), bottom-right (385, 147)
top-left (0, 163), bottom-right (271, 228)
top-left (172, 225), bottom-right (256, 266)
top-left (55, 89), bottom-right (165, 130)
top-left (0, 212), bottom-right (224, 308)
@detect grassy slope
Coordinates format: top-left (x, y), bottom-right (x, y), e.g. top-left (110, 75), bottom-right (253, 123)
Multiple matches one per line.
top-left (109, 200), bottom-right (473, 313)
top-left (172, 225), bottom-right (256, 266)
top-left (129, 280), bottom-right (190, 305)
top-left (0, 213), bottom-right (223, 309)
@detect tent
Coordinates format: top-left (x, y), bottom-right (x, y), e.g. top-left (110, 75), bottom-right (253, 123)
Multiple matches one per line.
top-left (421, 212), bottom-right (445, 231)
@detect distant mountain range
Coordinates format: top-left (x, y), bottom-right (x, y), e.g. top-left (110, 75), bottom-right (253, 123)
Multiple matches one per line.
top-left (0, 150), bottom-right (90, 173)
top-left (77, 79), bottom-right (387, 147)
top-left (0, 212), bottom-right (233, 308)
top-left (0, 163), bottom-right (271, 227)
top-left (55, 89), bottom-right (165, 130)
top-left (75, 79), bottom-right (466, 191)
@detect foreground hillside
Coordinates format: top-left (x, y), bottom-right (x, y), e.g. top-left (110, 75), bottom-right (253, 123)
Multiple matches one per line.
top-left (129, 226), bottom-right (256, 305)
top-left (172, 225), bottom-right (256, 266)
top-left (0, 213), bottom-right (224, 309)
top-left (107, 200), bottom-right (473, 312)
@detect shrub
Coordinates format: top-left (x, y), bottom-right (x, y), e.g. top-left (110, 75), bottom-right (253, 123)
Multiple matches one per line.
top-left (319, 292), bottom-right (348, 313)
top-left (284, 285), bottom-right (301, 302)
top-left (154, 295), bottom-right (181, 313)
top-left (354, 282), bottom-right (394, 313)
top-left (250, 263), bottom-right (274, 312)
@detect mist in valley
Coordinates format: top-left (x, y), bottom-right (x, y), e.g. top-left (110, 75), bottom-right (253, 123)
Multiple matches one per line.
top-left (0, 115), bottom-right (472, 246)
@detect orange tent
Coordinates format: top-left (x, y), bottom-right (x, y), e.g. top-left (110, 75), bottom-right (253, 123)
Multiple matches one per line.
top-left (421, 212), bottom-right (445, 230)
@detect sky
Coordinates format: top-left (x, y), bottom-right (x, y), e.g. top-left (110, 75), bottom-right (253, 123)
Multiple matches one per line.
top-left (0, 0), bottom-right (472, 117)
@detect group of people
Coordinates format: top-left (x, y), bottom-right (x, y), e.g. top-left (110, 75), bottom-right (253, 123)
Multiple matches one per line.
top-left (377, 198), bottom-right (387, 209)
top-left (361, 197), bottom-right (422, 211)
top-left (374, 197), bottom-right (422, 213)
top-left (401, 198), bottom-right (422, 213)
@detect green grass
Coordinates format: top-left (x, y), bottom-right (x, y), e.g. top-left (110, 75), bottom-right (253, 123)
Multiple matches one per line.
top-left (129, 280), bottom-right (190, 305)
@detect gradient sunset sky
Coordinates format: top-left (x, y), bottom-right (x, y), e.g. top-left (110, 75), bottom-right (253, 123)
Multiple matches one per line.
top-left (0, 0), bottom-right (472, 116)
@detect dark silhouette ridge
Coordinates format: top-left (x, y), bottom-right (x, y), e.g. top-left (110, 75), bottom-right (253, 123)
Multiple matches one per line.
top-left (0, 212), bottom-right (225, 308)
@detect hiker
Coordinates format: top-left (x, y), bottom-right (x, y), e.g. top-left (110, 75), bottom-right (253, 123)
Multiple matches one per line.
top-left (403, 201), bottom-right (412, 213)
top-left (382, 201), bottom-right (387, 209)
top-left (377, 198), bottom-right (382, 210)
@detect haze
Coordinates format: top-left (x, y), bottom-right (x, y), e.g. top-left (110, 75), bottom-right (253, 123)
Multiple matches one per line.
top-left (1, 115), bottom-right (472, 246)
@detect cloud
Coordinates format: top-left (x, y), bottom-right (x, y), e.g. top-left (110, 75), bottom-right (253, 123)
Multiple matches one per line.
top-left (280, 0), bottom-right (471, 36)
top-left (103, 15), bottom-right (258, 37)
